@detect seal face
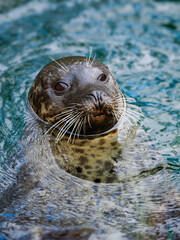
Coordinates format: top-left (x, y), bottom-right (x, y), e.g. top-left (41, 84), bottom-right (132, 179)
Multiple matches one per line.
top-left (28, 56), bottom-right (125, 140)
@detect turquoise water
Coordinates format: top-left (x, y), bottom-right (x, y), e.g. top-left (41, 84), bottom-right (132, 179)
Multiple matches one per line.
top-left (0, 0), bottom-right (180, 239)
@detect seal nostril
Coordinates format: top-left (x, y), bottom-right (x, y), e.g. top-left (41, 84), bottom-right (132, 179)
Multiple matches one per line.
top-left (87, 93), bottom-right (97, 102)
top-left (87, 91), bottom-right (104, 109)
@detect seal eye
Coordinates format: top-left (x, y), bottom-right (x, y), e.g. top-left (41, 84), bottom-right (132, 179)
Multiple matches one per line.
top-left (54, 82), bottom-right (68, 93)
top-left (97, 74), bottom-right (107, 82)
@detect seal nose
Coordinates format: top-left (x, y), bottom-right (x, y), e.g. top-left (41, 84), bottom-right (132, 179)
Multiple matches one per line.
top-left (87, 91), bottom-right (104, 109)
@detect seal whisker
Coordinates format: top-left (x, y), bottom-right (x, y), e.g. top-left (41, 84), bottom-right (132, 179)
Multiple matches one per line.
top-left (45, 112), bottom-right (80, 135)
top-left (113, 103), bottom-right (140, 124)
top-left (110, 111), bottom-right (117, 124)
top-left (118, 110), bottom-right (140, 123)
top-left (123, 97), bottom-right (136, 103)
top-left (68, 114), bottom-right (84, 143)
top-left (83, 116), bottom-right (87, 134)
top-left (90, 54), bottom-right (96, 67)
top-left (71, 121), bottom-right (81, 143)
top-left (118, 108), bottom-right (140, 122)
top-left (56, 114), bottom-right (81, 142)
top-left (59, 61), bottom-right (69, 72)
top-left (72, 118), bottom-right (84, 143)
top-left (128, 104), bottom-right (143, 113)
top-left (114, 93), bottom-right (136, 103)
top-left (120, 107), bottom-right (144, 119)
top-left (52, 65), bottom-right (65, 73)
top-left (46, 103), bottom-right (86, 138)
top-left (115, 110), bottom-right (131, 130)
top-left (56, 111), bottom-right (84, 140)
top-left (120, 93), bottom-right (143, 115)
top-left (49, 56), bottom-right (69, 73)
top-left (114, 92), bottom-right (136, 104)
top-left (87, 114), bottom-right (92, 128)
top-left (48, 109), bottom-right (79, 121)
top-left (45, 115), bottom-right (73, 135)
top-left (113, 92), bottom-right (143, 122)
top-left (77, 118), bottom-right (84, 138)
top-left (115, 112), bottom-right (124, 123)
top-left (113, 93), bottom-right (126, 106)
top-left (47, 111), bottom-right (73, 122)
top-left (66, 114), bottom-right (83, 143)
top-left (117, 111), bottom-right (134, 129)
top-left (126, 109), bottom-right (144, 122)
top-left (111, 109), bottom-right (120, 122)
top-left (86, 46), bottom-right (93, 67)
top-left (48, 104), bottom-right (84, 120)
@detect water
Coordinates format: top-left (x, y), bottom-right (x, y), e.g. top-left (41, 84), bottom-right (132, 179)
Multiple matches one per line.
top-left (0, 0), bottom-right (180, 239)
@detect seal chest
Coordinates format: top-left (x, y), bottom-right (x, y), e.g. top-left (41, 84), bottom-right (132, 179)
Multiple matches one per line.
top-left (28, 56), bottom-right (141, 183)
top-left (49, 128), bottom-right (121, 183)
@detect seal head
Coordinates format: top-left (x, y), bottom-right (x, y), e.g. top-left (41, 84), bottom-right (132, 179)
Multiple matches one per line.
top-left (28, 56), bottom-right (125, 139)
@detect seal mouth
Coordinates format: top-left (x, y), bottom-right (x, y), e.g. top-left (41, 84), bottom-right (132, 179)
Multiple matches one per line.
top-left (83, 112), bottom-right (116, 135)
top-left (65, 118), bottom-right (120, 139)
top-left (54, 110), bottom-right (118, 138)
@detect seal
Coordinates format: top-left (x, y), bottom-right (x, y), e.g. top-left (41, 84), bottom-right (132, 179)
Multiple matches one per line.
top-left (1, 57), bottom-right (173, 240)
top-left (28, 56), bottom-right (141, 183)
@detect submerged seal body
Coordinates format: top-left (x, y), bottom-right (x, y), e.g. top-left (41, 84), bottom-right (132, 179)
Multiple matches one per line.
top-left (28, 56), bottom-right (140, 182)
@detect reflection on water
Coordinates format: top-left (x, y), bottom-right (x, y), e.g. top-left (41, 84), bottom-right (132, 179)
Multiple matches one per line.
top-left (0, 0), bottom-right (180, 239)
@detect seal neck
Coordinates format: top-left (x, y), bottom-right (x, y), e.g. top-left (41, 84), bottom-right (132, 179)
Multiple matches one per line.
top-left (49, 127), bottom-right (121, 183)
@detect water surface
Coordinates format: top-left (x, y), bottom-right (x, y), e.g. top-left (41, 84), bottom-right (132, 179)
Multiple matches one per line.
top-left (0, 0), bottom-right (180, 239)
